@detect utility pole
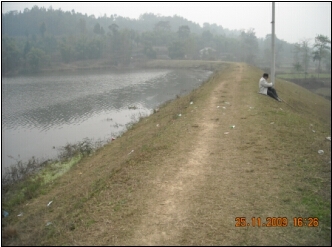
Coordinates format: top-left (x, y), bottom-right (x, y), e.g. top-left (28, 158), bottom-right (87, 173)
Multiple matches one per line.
top-left (271, 2), bottom-right (276, 87)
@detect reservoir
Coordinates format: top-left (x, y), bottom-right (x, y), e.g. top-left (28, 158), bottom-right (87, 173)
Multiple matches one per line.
top-left (2, 68), bottom-right (213, 173)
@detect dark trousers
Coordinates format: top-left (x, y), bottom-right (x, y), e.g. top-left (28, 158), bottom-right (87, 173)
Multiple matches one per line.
top-left (267, 87), bottom-right (279, 101)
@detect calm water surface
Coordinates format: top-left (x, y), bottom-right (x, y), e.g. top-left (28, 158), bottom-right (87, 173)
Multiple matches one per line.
top-left (2, 68), bottom-right (212, 172)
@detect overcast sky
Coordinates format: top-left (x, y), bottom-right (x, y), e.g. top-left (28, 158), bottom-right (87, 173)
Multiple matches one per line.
top-left (2, 1), bottom-right (331, 44)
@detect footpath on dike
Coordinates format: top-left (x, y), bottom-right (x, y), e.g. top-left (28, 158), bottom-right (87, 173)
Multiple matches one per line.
top-left (2, 62), bottom-right (331, 246)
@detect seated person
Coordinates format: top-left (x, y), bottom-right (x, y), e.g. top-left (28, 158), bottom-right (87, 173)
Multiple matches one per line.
top-left (259, 73), bottom-right (281, 102)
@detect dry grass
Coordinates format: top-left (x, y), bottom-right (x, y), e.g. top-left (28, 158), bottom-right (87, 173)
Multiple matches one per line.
top-left (2, 61), bottom-right (330, 246)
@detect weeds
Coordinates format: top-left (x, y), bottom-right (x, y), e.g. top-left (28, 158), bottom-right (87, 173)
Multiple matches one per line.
top-left (2, 138), bottom-right (103, 209)
top-left (58, 138), bottom-right (95, 161)
top-left (2, 157), bottom-right (50, 187)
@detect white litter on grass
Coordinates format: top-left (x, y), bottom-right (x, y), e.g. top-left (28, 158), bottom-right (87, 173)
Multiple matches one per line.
top-left (326, 136), bottom-right (331, 141)
top-left (222, 107), bottom-right (226, 109)
top-left (156, 124), bottom-right (159, 127)
top-left (178, 114), bottom-right (182, 117)
top-left (190, 101), bottom-right (193, 105)
top-left (230, 125), bottom-right (235, 129)
top-left (17, 213), bottom-right (23, 217)
top-left (217, 106), bottom-right (220, 108)
top-left (318, 150), bottom-right (324, 155)
top-left (312, 130), bottom-right (316, 133)
top-left (47, 201), bottom-right (53, 207)
top-left (128, 150), bottom-right (134, 155)
top-left (46, 222), bottom-right (52, 227)
top-left (224, 132), bottom-right (229, 135)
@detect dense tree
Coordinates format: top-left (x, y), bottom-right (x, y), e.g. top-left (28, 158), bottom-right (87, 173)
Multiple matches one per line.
top-left (154, 21), bottom-right (171, 32)
top-left (168, 41), bottom-right (185, 59)
top-left (39, 22), bottom-right (46, 37)
top-left (144, 45), bottom-right (156, 59)
top-left (177, 25), bottom-right (190, 40)
top-left (26, 47), bottom-right (47, 71)
top-left (119, 29), bottom-right (132, 64)
top-left (201, 30), bottom-right (214, 47)
top-left (0, 6), bottom-right (322, 75)
top-left (108, 23), bottom-right (119, 35)
top-left (60, 42), bottom-right (73, 63)
top-left (23, 40), bottom-right (32, 59)
top-left (93, 23), bottom-right (101, 35)
top-left (78, 18), bottom-right (87, 35)
top-left (240, 28), bottom-right (258, 65)
top-left (2, 36), bottom-right (21, 73)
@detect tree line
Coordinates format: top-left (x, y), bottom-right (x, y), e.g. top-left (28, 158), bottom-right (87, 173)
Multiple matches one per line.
top-left (1, 6), bottom-right (330, 76)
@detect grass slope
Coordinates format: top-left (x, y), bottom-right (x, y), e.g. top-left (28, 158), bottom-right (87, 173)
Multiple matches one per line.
top-left (2, 61), bottom-right (331, 245)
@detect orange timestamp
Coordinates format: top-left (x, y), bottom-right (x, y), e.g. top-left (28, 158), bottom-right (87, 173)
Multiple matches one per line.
top-left (235, 217), bottom-right (319, 227)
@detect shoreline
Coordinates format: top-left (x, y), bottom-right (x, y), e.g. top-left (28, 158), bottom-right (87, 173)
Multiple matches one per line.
top-left (2, 59), bottom-right (227, 77)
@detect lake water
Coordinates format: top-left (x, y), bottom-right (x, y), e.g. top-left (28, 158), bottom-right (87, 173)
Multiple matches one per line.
top-left (1, 68), bottom-right (212, 173)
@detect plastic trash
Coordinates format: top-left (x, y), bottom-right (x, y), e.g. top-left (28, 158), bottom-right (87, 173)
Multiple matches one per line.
top-left (312, 130), bottom-right (316, 133)
top-left (128, 150), bottom-right (134, 155)
top-left (222, 107), bottom-right (226, 109)
top-left (46, 222), bottom-right (52, 226)
top-left (230, 125), bottom-right (235, 129)
top-left (178, 114), bottom-right (182, 117)
top-left (190, 101), bottom-right (193, 105)
top-left (156, 124), bottom-right (159, 127)
top-left (318, 150), bottom-right (324, 155)
top-left (217, 106), bottom-right (220, 108)
top-left (47, 201), bottom-right (53, 207)
top-left (2, 210), bottom-right (9, 218)
top-left (17, 213), bottom-right (23, 217)
top-left (326, 137), bottom-right (331, 141)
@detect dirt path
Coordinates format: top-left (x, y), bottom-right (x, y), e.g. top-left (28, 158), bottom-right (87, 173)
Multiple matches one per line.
top-left (118, 63), bottom-right (272, 245)
top-left (122, 66), bottom-right (244, 246)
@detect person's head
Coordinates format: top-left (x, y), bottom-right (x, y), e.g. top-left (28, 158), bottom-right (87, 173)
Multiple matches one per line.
top-left (263, 73), bottom-right (269, 79)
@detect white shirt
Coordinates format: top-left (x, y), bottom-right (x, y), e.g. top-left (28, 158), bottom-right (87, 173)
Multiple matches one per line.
top-left (259, 77), bottom-right (273, 95)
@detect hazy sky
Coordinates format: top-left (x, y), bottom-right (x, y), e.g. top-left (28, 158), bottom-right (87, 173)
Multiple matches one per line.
top-left (2, 1), bottom-right (331, 44)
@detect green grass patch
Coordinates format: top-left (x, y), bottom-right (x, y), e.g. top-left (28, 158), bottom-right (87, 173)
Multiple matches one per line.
top-left (40, 155), bottom-right (82, 184)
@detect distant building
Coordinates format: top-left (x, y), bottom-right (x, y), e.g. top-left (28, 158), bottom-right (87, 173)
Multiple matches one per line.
top-left (199, 47), bottom-right (217, 60)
